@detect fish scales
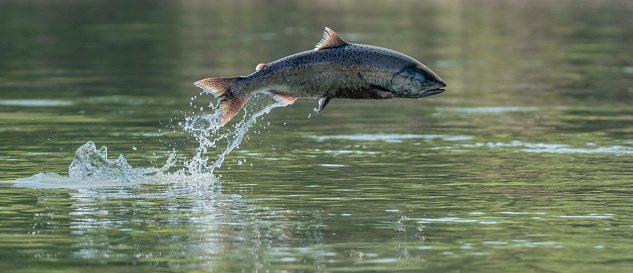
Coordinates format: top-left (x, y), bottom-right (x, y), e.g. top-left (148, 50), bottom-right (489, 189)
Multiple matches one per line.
top-left (241, 45), bottom-right (412, 98)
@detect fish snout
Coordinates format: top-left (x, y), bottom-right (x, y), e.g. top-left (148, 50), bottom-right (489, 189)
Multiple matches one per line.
top-left (391, 64), bottom-right (446, 98)
top-left (417, 63), bottom-right (446, 87)
top-left (423, 77), bottom-right (446, 97)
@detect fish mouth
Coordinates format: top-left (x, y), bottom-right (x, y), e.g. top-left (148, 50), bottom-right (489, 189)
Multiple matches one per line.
top-left (420, 88), bottom-right (445, 98)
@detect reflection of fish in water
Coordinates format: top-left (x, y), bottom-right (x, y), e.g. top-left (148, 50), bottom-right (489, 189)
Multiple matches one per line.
top-left (195, 27), bottom-right (447, 126)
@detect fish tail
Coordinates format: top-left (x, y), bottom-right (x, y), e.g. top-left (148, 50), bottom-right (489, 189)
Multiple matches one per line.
top-left (218, 92), bottom-right (252, 126)
top-left (194, 77), bottom-right (237, 97)
top-left (195, 77), bottom-right (251, 127)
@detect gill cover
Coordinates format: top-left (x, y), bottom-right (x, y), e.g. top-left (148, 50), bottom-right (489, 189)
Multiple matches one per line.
top-left (390, 66), bottom-right (425, 96)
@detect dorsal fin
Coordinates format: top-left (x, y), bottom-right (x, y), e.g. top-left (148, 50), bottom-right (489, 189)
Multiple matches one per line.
top-left (314, 27), bottom-right (348, 51)
top-left (255, 63), bottom-right (267, 71)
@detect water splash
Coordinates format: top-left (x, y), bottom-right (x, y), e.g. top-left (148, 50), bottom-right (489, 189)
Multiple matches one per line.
top-left (10, 94), bottom-right (284, 189)
top-left (182, 94), bottom-right (284, 175)
top-left (68, 141), bottom-right (176, 182)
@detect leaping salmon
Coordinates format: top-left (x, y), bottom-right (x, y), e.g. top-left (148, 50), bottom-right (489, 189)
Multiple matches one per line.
top-left (195, 27), bottom-right (446, 126)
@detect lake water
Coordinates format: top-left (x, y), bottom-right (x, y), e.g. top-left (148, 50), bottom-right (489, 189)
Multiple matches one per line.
top-left (1, 0), bottom-right (632, 272)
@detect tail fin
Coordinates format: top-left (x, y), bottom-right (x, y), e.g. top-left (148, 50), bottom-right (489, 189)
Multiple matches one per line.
top-left (218, 93), bottom-right (252, 127)
top-left (195, 77), bottom-right (250, 126)
top-left (194, 77), bottom-right (237, 98)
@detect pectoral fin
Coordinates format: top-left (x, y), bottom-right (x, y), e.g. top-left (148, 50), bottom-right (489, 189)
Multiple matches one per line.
top-left (314, 97), bottom-right (332, 112)
top-left (265, 91), bottom-right (298, 106)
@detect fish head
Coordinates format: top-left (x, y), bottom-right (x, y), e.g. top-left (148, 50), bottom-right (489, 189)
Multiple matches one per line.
top-left (390, 64), bottom-right (446, 98)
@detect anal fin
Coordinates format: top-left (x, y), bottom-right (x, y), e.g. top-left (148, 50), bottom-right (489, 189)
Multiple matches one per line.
top-left (265, 91), bottom-right (298, 106)
top-left (314, 97), bottom-right (332, 112)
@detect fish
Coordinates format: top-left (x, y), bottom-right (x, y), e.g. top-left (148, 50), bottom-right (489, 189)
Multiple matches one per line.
top-left (195, 27), bottom-right (447, 126)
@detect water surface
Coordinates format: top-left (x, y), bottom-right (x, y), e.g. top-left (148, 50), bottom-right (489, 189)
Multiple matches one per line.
top-left (1, 0), bottom-right (632, 272)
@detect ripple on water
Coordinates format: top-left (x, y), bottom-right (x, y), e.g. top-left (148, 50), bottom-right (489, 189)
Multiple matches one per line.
top-left (7, 171), bottom-right (219, 195)
top-left (0, 99), bottom-right (74, 107)
top-left (315, 149), bottom-right (378, 156)
top-left (522, 145), bottom-right (633, 155)
top-left (307, 134), bottom-right (473, 143)
top-left (559, 214), bottom-right (614, 219)
top-left (319, 164), bottom-right (345, 168)
top-left (417, 217), bottom-right (496, 225)
top-left (439, 106), bottom-right (540, 114)
top-left (460, 141), bottom-right (633, 155)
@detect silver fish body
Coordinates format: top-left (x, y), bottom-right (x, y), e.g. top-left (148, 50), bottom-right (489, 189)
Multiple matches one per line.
top-left (195, 27), bottom-right (446, 126)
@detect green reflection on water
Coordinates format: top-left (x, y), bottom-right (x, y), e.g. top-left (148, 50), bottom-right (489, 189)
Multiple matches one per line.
top-left (1, 0), bottom-right (632, 272)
